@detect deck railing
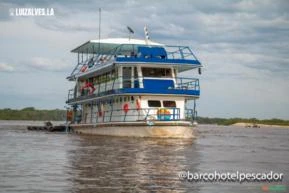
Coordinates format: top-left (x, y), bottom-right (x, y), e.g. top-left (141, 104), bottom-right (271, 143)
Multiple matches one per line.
top-left (75, 107), bottom-right (181, 124)
top-left (66, 77), bottom-right (199, 103)
top-left (73, 107), bottom-right (197, 124)
top-left (185, 108), bottom-right (197, 121)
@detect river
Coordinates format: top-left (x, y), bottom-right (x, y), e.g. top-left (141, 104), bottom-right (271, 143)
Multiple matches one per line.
top-left (0, 120), bottom-right (288, 193)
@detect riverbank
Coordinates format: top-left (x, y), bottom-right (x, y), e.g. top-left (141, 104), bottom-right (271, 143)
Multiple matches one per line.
top-left (232, 122), bottom-right (289, 129)
top-left (0, 120), bottom-right (65, 129)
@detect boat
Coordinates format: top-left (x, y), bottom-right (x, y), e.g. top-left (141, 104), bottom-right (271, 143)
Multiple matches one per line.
top-left (65, 28), bottom-right (202, 138)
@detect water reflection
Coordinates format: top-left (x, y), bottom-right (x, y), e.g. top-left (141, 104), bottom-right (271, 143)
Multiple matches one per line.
top-left (1, 122), bottom-right (288, 193)
top-left (68, 136), bottom-right (200, 192)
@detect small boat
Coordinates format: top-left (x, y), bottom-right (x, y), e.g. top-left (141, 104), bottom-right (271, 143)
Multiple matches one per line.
top-left (27, 122), bottom-right (70, 132)
top-left (65, 27), bottom-right (202, 138)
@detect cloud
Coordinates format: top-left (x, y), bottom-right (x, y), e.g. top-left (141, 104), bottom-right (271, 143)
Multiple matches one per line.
top-left (0, 0), bottom-right (289, 118)
top-left (0, 63), bottom-right (14, 72)
top-left (23, 57), bottom-right (71, 71)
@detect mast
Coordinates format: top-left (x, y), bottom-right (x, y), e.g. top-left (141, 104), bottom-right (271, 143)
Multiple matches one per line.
top-left (98, 8), bottom-right (101, 53)
top-left (144, 25), bottom-right (150, 45)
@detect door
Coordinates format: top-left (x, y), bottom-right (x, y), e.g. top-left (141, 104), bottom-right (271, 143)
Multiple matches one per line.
top-left (123, 67), bottom-right (132, 88)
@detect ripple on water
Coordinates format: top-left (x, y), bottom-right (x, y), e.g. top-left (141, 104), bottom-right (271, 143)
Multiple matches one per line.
top-left (0, 123), bottom-right (288, 193)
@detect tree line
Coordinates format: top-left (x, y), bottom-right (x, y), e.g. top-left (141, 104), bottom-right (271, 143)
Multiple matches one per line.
top-left (0, 107), bottom-right (66, 121)
top-left (197, 117), bottom-right (289, 126)
top-left (0, 107), bottom-right (288, 126)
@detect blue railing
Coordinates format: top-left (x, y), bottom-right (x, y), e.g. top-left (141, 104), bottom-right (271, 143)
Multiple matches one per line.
top-left (115, 45), bottom-right (200, 65)
top-left (68, 44), bottom-right (201, 79)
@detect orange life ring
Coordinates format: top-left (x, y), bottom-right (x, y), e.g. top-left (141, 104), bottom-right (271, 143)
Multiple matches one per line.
top-left (81, 65), bottom-right (88, 72)
top-left (66, 111), bottom-right (73, 121)
top-left (98, 103), bottom-right (104, 117)
top-left (136, 99), bottom-right (141, 110)
top-left (123, 103), bottom-right (129, 113)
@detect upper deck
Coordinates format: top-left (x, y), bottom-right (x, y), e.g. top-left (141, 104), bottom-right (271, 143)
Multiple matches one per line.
top-left (67, 38), bottom-right (202, 80)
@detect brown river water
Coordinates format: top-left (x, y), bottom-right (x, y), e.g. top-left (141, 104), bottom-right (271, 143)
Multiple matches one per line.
top-left (0, 120), bottom-right (288, 193)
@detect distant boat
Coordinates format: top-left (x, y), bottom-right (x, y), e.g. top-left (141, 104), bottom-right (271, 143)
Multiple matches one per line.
top-left (65, 29), bottom-right (202, 138)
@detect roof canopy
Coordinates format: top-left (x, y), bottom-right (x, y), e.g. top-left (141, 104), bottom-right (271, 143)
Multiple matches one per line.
top-left (71, 38), bottom-right (163, 54)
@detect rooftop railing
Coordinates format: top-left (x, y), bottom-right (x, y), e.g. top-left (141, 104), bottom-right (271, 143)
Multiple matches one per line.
top-left (68, 44), bottom-right (201, 79)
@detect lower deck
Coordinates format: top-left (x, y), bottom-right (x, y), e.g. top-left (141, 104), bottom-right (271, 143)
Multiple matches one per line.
top-left (73, 95), bottom-right (196, 124)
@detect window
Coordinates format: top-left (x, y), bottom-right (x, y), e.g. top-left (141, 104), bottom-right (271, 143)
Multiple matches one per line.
top-left (134, 67), bottom-right (138, 79)
top-left (148, 100), bottom-right (161, 107)
top-left (142, 68), bottom-right (172, 78)
top-left (111, 69), bottom-right (116, 79)
top-left (163, 101), bottom-right (176, 107)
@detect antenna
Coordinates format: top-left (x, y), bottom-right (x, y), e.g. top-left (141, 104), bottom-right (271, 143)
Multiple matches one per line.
top-left (127, 26), bottom-right (134, 40)
top-left (144, 25), bottom-right (150, 45)
top-left (98, 8), bottom-right (101, 53)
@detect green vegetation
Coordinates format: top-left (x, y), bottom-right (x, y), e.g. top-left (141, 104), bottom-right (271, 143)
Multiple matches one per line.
top-left (0, 107), bottom-right (288, 126)
top-left (0, 107), bottom-right (66, 121)
top-left (197, 117), bottom-right (289, 126)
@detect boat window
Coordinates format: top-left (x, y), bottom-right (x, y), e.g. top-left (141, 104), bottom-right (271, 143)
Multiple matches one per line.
top-left (131, 96), bottom-right (134, 101)
top-left (148, 100), bottom-right (161, 107)
top-left (142, 68), bottom-right (172, 78)
top-left (134, 67), bottom-right (138, 79)
top-left (111, 69), bottom-right (116, 79)
top-left (163, 101), bottom-right (176, 107)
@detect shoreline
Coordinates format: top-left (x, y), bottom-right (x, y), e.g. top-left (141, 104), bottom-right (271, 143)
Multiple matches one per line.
top-left (1, 120), bottom-right (289, 129)
top-left (231, 122), bottom-right (289, 129)
top-left (0, 120), bottom-right (65, 129)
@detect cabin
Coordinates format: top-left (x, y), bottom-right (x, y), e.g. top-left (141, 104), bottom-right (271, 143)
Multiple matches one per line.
top-left (66, 38), bottom-right (201, 124)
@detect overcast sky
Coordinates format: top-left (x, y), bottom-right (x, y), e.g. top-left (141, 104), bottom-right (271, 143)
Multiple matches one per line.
top-left (0, 0), bottom-right (288, 119)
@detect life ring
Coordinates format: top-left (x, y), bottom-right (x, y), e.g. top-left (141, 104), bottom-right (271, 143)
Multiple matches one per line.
top-left (157, 108), bottom-right (171, 120)
top-left (136, 99), bottom-right (141, 110)
top-left (123, 103), bottom-right (129, 113)
top-left (66, 111), bottom-right (73, 121)
top-left (80, 81), bottom-right (95, 95)
top-left (80, 65), bottom-right (88, 72)
top-left (98, 103), bottom-right (104, 117)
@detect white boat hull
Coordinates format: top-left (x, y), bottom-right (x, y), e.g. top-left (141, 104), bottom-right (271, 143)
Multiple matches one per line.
top-left (71, 121), bottom-right (195, 138)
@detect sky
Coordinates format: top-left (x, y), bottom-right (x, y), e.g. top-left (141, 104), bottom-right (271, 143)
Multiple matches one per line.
top-left (0, 0), bottom-right (288, 119)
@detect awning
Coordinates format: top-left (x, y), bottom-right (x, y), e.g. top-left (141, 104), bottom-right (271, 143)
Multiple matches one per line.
top-left (71, 38), bottom-right (163, 54)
